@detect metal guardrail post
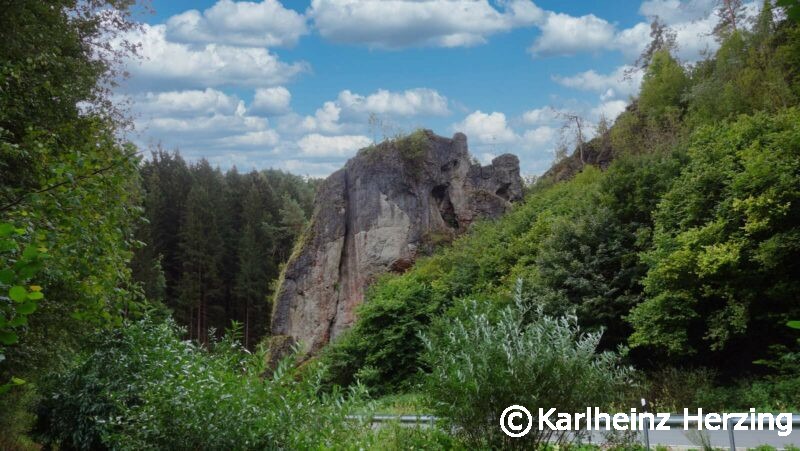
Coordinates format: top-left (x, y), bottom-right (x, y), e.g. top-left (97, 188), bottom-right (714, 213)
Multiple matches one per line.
top-left (642, 399), bottom-right (651, 451)
top-left (728, 417), bottom-right (736, 451)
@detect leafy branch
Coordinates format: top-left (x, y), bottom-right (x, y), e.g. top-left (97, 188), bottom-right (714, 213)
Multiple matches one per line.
top-left (0, 150), bottom-right (140, 213)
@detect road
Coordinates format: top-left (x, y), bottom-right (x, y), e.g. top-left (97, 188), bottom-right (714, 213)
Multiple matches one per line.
top-left (362, 415), bottom-right (800, 449)
top-left (579, 428), bottom-right (800, 449)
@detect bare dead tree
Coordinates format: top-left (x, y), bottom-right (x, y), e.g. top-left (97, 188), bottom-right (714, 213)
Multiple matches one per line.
top-left (713, 0), bottom-right (745, 39)
top-left (558, 111), bottom-right (588, 165)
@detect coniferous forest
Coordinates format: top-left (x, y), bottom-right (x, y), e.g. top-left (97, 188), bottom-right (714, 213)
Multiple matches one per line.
top-left (2, 0), bottom-right (800, 449)
top-left (131, 151), bottom-right (317, 347)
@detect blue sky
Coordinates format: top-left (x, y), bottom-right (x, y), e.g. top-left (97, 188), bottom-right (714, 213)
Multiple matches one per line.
top-left (117, 0), bottom-right (735, 176)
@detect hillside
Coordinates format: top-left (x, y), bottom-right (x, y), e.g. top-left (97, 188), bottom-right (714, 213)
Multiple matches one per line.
top-left (322, 3), bottom-right (800, 409)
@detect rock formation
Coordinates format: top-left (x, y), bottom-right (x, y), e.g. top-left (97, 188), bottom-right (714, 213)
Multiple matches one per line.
top-left (270, 130), bottom-right (524, 355)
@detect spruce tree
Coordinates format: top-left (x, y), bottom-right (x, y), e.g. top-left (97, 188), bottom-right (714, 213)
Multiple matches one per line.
top-left (178, 160), bottom-right (225, 344)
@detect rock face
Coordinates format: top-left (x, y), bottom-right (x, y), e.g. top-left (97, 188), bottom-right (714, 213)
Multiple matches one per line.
top-left (270, 130), bottom-right (524, 355)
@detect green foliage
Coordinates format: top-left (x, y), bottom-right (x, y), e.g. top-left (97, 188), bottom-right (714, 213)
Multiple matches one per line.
top-left (359, 129), bottom-right (431, 175)
top-left (33, 317), bottom-right (370, 450)
top-left (629, 109), bottom-right (800, 364)
top-left (638, 49), bottom-right (689, 122)
top-left (1, 6), bottom-right (145, 437)
top-left (0, 3), bottom-right (153, 445)
top-left (0, 222), bottom-right (50, 399)
top-left (0, 224), bottom-right (47, 345)
top-left (642, 366), bottom-right (800, 413)
top-left (396, 129), bottom-right (429, 162)
top-left (687, 20), bottom-right (797, 125)
top-left (322, 272), bottom-right (446, 393)
top-left (609, 107), bottom-right (648, 156)
top-left (350, 422), bottom-right (463, 450)
top-left (420, 288), bottom-right (633, 449)
top-left (370, 392), bottom-right (425, 415)
top-left (778, 0), bottom-right (800, 23)
top-left (642, 367), bottom-right (718, 412)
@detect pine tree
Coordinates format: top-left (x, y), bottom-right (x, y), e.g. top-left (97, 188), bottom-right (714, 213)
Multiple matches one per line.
top-left (219, 166), bottom-right (245, 326)
top-left (635, 17), bottom-right (678, 71)
top-left (280, 194), bottom-right (307, 237)
top-left (714, 0), bottom-right (746, 40)
top-left (235, 182), bottom-right (271, 348)
top-left (178, 160), bottom-right (225, 344)
top-left (143, 149), bottom-right (192, 302)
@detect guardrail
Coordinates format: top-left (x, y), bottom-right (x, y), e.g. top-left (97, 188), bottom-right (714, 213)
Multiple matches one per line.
top-left (349, 413), bottom-right (800, 450)
top-left (352, 414), bottom-right (438, 425)
top-left (642, 414), bottom-right (800, 451)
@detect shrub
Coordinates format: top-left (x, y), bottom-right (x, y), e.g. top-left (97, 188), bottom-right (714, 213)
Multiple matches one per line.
top-left (638, 50), bottom-right (689, 122)
top-left (33, 318), bottom-right (370, 450)
top-left (693, 374), bottom-right (800, 412)
top-left (642, 367), bottom-right (717, 412)
top-left (344, 422), bottom-right (462, 450)
top-left (420, 286), bottom-right (634, 449)
top-left (321, 272), bottom-right (447, 394)
top-left (629, 109), bottom-right (800, 366)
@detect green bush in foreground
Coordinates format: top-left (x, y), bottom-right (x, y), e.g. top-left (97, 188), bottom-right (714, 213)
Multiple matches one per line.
top-left (421, 287), bottom-right (634, 450)
top-left (33, 318), bottom-right (370, 450)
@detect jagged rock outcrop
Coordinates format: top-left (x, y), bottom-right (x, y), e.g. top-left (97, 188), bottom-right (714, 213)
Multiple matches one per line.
top-left (270, 130), bottom-right (523, 355)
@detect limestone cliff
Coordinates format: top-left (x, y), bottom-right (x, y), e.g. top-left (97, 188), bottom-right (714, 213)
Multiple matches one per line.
top-left (270, 130), bottom-right (523, 355)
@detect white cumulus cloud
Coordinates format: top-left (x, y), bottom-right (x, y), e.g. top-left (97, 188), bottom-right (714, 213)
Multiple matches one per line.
top-left (639, 0), bottom-right (716, 24)
top-left (128, 89), bottom-right (278, 149)
top-left (527, 0), bottom-right (757, 62)
top-left (121, 24), bottom-right (308, 90)
top-left (521, 126), bottom-right (557, 148)
top-left (282, 88), bottom-right (450, 135)
top-left (251, 87), bottom-right (292, 115)
top-left (133, 88), bottom-right (242, 117)
top-left (309, 0), bottom-right (544, 49)
top-left (297, 133), bottom-right (372, 157)
top-left (299, 101), bottom-right (344, 134)
top-left (166, 0), bottom-right (308, 47)
top-left (337, 88), bottom-right (450, 117)
top-left (141, 113), bottom-right (267, 137)
top-left (529, 12), bottom-right (616, 57)
top-left (591, 100), bottom-right (629, 121)
top-left (220, 130), bottom-right (281, 147)
top-left (453, 111), bottom-right (518, 145)
top-left (521, 107), bottom-right (562, 126)
top-left (552, 66), bottom-right (643, 100)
